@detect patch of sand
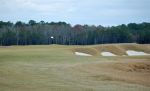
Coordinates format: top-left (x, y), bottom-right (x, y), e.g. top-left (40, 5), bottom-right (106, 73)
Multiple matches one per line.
top-left (101, 52), bottom-right (116, 56)
top-left (126, 50), bottom-right (149, 56)
top-left (75, 52), bottom-right (92, 56)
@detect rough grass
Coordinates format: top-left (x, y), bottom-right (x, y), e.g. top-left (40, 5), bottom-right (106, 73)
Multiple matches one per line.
top-left (0, 44), bottom-right (150, 91)
top-left (71, 43), bottom-right (150, 56)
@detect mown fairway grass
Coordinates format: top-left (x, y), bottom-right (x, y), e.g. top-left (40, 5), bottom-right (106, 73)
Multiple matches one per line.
top-left (0, 44), bottom-right (150, 91)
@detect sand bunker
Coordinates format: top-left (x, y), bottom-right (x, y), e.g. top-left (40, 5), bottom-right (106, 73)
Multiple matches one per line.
top-left (75, 52), bottom-right (92, 56)
top-left (126, 50), bottom-right (149, 56)
top-left (101, 52), bottom-right (116, 56)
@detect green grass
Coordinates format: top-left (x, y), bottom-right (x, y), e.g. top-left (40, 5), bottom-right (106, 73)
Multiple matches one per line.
top-left (0, 44), bottom-right (150, 91)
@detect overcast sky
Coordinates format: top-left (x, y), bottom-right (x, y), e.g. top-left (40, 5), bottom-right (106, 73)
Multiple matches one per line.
top-left (0, 0), bottom-right (150, 26)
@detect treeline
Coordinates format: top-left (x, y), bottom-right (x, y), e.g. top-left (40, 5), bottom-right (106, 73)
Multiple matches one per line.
top-left (0, 20), bottom-right (150, 45)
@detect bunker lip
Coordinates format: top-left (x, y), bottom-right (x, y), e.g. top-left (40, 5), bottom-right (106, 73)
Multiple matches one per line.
top-left (75, 52), bottom-right (92, 56)
top-left (126, 50), bottom-right (150, 56)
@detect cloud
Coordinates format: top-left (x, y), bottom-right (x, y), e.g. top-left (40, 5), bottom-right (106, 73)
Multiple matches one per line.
top-left (0, 0), bottom-right (150, 25)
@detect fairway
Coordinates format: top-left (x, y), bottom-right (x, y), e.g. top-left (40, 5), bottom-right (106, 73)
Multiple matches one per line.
top-left (0, 44), bottom-right (150, 91)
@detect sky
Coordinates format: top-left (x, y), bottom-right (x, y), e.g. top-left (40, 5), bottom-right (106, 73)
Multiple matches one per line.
top-left (0, 0), bottom-right (150, 26)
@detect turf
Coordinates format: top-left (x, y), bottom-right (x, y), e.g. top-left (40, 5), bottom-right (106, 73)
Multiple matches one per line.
top-left (0, 44), bottom-right (150, 91)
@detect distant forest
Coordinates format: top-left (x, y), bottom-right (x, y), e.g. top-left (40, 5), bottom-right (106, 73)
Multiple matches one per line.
top-left (0, 20), bottom-right (150, 45)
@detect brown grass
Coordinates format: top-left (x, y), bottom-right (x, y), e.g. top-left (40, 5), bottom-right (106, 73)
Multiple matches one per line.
top-left (70, 59), bottom-right (150, 86)
top-left (0, 44), bottom-right (150, 91)
top-left (70, 43), bottom-right (150, 56)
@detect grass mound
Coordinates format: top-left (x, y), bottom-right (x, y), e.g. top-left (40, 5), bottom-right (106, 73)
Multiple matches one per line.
top-left (71, 43), bottom-right (150, 56)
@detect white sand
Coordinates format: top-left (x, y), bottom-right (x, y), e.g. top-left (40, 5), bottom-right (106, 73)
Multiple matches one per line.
top-left (75, 52), bottom-right (92, 56)
top-left (101, 52), bottom-right (116, 56)
top-left (126, 50), bottom-right (149, 56)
